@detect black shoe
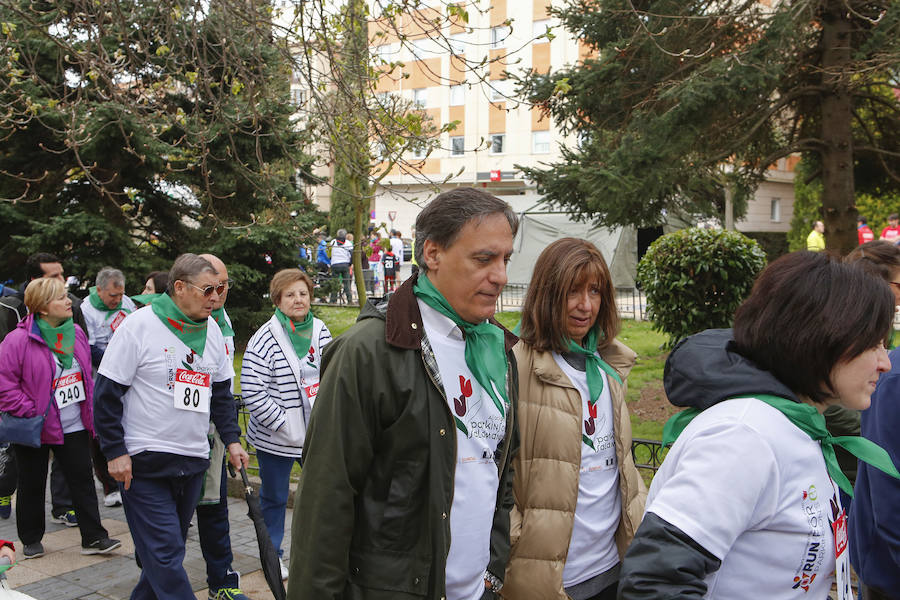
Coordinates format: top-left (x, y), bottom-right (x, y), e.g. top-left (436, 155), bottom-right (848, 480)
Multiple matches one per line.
top-left (81, 537), bottom-right (121, 555)
top-left (23, 542), bottom-right (44, 559)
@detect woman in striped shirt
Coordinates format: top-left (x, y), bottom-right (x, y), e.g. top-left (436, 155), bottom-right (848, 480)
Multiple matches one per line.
top-left (240, 269), bottom-right (332, 579)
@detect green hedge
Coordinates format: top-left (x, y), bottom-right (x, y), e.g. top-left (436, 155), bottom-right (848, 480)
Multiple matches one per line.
top-left (636, 228), bottom-right (767, 347)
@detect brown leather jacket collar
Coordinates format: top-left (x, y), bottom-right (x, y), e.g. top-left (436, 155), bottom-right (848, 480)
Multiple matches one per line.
top-left (384, 273), bottom-right (518, 352)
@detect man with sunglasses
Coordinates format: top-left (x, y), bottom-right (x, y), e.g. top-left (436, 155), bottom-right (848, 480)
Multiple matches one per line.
top-left (194, 254), bottom-right (252, 600)
top-left (93, 253), bottom-right (249, 600)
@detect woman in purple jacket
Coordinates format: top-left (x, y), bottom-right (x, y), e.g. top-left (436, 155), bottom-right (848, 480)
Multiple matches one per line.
top-left (0, 277), bottom-right (119, 559)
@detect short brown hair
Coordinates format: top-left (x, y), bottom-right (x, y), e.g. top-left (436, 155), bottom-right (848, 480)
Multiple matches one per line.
top-left (844, 240), bottom-right (900, 283)
top-left (733, 251), bottom-right (893, 403)
top-left (519, 238), bottom-right (619, 353)
top-left (270, 269), bottom-right (313, 306)
top-left (414, 187), bottom-right (518, 273)
top-left (24, 277), bottom-right (66, 315)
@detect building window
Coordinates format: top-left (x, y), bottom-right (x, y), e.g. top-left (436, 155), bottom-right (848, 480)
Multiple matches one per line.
top-left (532, 131), bottom-right (550, 154)
top-left (490, 79), bottom-right (510, 102)
top-left (409, 38), bottom-right (433, 61)
top-left (449, 84), bottom-right (465, 106)
top-left (449, 33), bottom-right (467, 55)
top-left (412, 142), bottom-right (427, 159)
top-left (450, 136), bottom-right (465, 156)
top-left (491, 26), bottom-right (510, 49)
top-left (413, 88), bottom-right (428, 108)
top-left (532, 19), bottom-right (552, 41)
top-left (490, 134), bottom-right (505, 154)
top-left (770, 198), bottom-right (781, 222)
top-left (374, 44), bottom-right (397, 62)
top-left (291, 88), bottom-right (307, 105)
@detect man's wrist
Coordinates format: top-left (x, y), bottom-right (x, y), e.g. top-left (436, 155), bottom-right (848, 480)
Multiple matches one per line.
top-left (483, 570), bottom-right (503, 592)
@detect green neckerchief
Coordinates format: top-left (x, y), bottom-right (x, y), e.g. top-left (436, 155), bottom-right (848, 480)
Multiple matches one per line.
top-left (88, 286), bottom-right (127, 316)
top-left (36, 316), bottom-right (75, 369)
top-left (414, 274), bottom-right (508, 417)
top-left (565, 327), bottom-right (623, 405)
top-left (662, 394), bottom-right (900, 497)
top-left (151, 292), bottom-right (208, 357)
top-left (131, 293), bottom-right (162, 306)
top-left (211, 308), bottom-right (235, 338)
top-left (274, 308), bottom-right (313, 359)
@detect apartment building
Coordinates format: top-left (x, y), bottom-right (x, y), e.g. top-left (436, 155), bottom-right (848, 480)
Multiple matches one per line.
top-left (284, 0), bottom-right (795, 238)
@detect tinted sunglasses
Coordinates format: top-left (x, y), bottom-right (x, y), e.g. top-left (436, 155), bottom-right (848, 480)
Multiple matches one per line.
top-left (185, 282), bottom-right (227, 297)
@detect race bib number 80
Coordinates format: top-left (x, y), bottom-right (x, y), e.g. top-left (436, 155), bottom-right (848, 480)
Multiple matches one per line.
top-left (173, 369), bottom-right (211, 413)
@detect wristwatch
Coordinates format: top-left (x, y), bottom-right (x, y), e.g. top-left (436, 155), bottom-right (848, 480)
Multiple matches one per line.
top-left (484, 570), bottom-right (503, 593)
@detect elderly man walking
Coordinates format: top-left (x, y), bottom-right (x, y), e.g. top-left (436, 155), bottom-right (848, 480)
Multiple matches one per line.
top-left (81, 267), bottom-right (137, 369)
top-left (94, 253), bottom-right (249, 600)
top-left (194, 254), bottom-right (253, 600)
top-left (288, 187), bottom-right (520, 600)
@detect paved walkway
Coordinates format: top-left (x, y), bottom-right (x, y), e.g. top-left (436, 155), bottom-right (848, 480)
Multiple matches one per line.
top-left (0, 483), bottom-right (292, 599)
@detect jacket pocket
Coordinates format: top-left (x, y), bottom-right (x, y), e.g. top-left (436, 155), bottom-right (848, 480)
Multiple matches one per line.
top-left (369, 458), bottom-right (427, 545)
top-left (347, 547), bottom-right (430, 596)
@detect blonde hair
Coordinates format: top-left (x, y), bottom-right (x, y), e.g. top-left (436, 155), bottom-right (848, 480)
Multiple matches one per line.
top-left (24, 277), bottom-right (66, 315)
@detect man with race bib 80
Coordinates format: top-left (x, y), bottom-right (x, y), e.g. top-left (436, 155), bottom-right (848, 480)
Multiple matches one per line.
top-left (93, 253), bottom-right (249, 600)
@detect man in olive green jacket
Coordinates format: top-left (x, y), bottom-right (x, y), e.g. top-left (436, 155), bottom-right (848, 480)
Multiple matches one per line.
top-left (288, 188), bottom-right (520, 600)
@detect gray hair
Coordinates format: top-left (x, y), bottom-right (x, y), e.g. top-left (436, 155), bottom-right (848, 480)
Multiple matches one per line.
top-left (168, 253), bottom-right (218, 292)
top-left (414, 188), bottom-right (518, 273)
top-left (96, 267), bottom-right (125, 290)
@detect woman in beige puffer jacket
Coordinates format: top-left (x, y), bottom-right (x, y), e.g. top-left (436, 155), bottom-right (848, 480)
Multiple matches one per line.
top-left (502, 238), bottom-right (647, 600)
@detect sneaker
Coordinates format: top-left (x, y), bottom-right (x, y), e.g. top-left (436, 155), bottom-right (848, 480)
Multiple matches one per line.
top-left (103, 491), bottom-right (122, 507)
top-left (0, 496), bottom-right (10, 519)
top-left (81, 537), bottom-right (121, 555)
top-left (50, 509), bottom-right (78, 527)
top-left (22, 542), bottom-right (44, 559)
top-left (279, 557), bottom-right (288, 581)
top-left (209, 588), bottom-right (251, 600)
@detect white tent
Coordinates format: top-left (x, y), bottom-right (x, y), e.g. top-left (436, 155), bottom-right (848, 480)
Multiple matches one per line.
top-left (506, 204), bottom-right (638, 288)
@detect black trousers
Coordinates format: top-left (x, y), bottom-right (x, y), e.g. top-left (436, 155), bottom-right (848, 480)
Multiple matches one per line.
top-left (14, 430), bottom-right (108, 546)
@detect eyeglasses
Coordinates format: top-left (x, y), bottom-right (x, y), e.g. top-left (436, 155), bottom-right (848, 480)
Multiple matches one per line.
top-left (184, 282), bottom-right (227, 297)
top-left (890, 281), bottom-right (900, 287)
top-left (223, 279), bottom-right (234, 289)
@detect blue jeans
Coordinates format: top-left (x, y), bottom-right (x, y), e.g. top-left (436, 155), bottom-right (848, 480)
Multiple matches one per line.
top-left (256, 449), bottom-right (301, 557)
top-left (196, 459), bottom-right (238, 590)
top-left (121, 473), bottom-right (203, 600)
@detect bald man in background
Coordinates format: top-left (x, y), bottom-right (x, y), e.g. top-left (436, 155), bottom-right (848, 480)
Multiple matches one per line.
top-left (195, 254), bottom-right (251, 600)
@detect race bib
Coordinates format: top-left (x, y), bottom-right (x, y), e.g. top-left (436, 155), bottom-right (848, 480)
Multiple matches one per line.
top-left (303, 383), bottom-right (319, 405)
top-left (832, 508), bottom-right (851, 600)
top-left (53, 371), bottom-right (86, 410)
top-left (109, 311), bottom-right (127, 332)
top-left (173, 369), bottom-right (211, 413)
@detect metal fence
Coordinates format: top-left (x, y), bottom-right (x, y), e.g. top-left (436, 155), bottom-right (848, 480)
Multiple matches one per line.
top-left (495, 283), bottom-right (647, 321)
top-left (235, 395), bottom-right (666, 478)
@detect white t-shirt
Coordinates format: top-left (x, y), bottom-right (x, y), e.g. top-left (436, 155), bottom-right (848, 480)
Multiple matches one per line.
top-left (553, 353), bottom-right (621, 587)
top-left (419, 300), bottom-right (505, 600)
top-left (646, 397), bottom-right (840, 599)
top-left (54, 357), bottom-right (86, 434)
top-left (390, 237), bottom-right (404, 265)
top-left (82, 295), bottom-right (137, 351)
top-left (98, 305), bottom-right (234, 459)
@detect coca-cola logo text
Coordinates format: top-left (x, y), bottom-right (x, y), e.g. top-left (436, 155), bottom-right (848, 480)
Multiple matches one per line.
top-left (54, 373), bottom-right (83, 387)
top-left (175, 369), bottom-right (210, 387)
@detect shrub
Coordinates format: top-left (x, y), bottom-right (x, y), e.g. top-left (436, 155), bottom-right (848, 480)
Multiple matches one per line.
top-left (636, 228), bottom-right (767, 347)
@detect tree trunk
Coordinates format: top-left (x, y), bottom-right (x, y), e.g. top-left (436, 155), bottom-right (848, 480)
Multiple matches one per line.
top-left (819, 0), bottom-right (857, 255)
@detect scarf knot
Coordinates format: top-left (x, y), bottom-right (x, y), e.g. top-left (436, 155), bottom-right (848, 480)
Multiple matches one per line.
top-left (413, 274), bottom-right (509, 417)
top-left (274, 309), bottom-right (313, 359)
top-left (151, 293), bottom-right (208, 356)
